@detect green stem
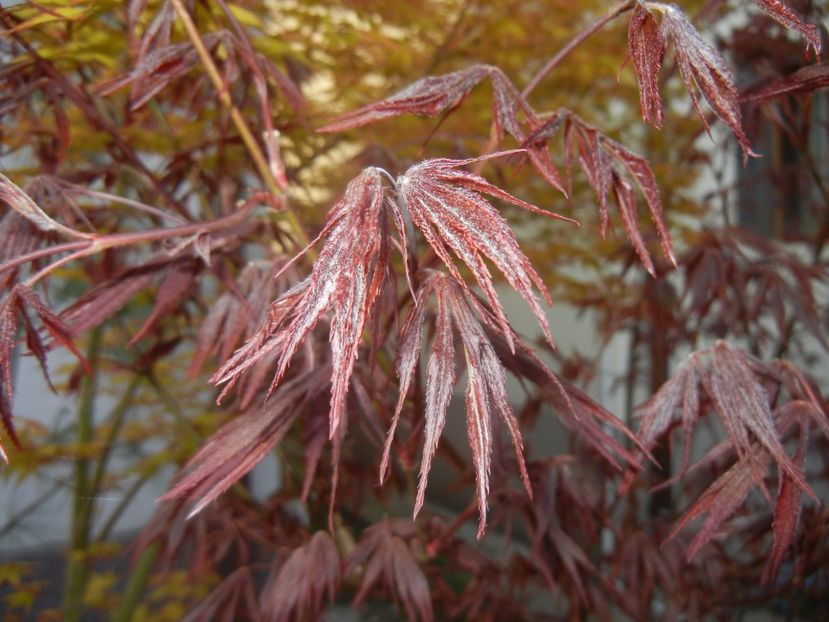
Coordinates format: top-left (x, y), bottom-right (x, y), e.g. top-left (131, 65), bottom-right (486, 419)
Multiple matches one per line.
top-left (95, 473), bottom-right (153, 543)
top-left (111, 541), bottom-right (161, 622)
top-left (64, 328), bottom-right (102, 622)
top-left (87, 377), bottom-right (142, 509)
top-left (145, 372), bottom-right (202, 442)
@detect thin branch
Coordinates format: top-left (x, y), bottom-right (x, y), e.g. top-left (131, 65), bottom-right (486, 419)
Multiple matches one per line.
top-left (522, 1), bottom-right (635, 98)
top-left (170, 0), bottom-right (310, 250)
top-left (18, 198), bottom-right (258, 287)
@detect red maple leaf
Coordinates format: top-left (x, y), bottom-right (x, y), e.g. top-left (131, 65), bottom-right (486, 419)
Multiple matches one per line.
top-left (525, 110), bottom-right (675, 274)
top-left (627, 3), bottom-right (757, 160)
top-left (752, 0), bottom-right (822, 56)
top-left (347, 520), bottom-right (433, 622)
top-left (261, 531), bottom-right (341, 622)
top-left (396, 152), bottom-right (575, 350)
top-left (380, 272), bottom-right (534, 537)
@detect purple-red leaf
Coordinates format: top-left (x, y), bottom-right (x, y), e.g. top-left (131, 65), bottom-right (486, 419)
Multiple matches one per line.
top-left (59, 263), bottom-right (162, 333)
top-left (161, 369), bottom-right (326, 517)
top-left (629, 2), bottom-right (666, 127)
top-left (15, 285), bottom-right (88, 372)
top-left (657, 3), bottom-right (755, 160)
top-left (667, 400), bottom-right (814, 561)
top-left (708, 341), bottom-right (808, 495)
top-left (417, 286), bottom-right (455, 514)
top-left (320, 65), bottom-right (566, 193)
top-left (214, 168), bottom-right (391, 443)
top-left (752, 0), bottom-right (821, 55)
top-left (319, 65), bottom-right (492, 132)
top-left (0, 284), bottom-right (90, 455)
top-left (0, 295), bottom-right (19, 454)
top-left (379, 291), bottom-right (429, 486)
top-left (97, 32), bottom-right (230, 110)
top-left (261, 531), bottom-right (341, 622)
top-left (667, 449), bottom-right (759, 560)
top-left (741, 62), bottom-right (829, 102)
top-left (396, 153), bottom-right (574, 351)
top-left (0, 172), bottom-right (81, 236)
top-left (347, 520), bottom-right (433, 622)
top-left (762, 416), bottom-right (809, 585)
top-left (637, 352), bottom-right (702, 471)
top-left (129, 260), bottom-right (197, 345)
top-left (182, 567), bottom-right (261, 622)
top-left (280, 169), bottom-right (388, 437)
top-left (382, 273), bottom-right (533, 537)
top-left (527, 111), bottom-right (675, 273)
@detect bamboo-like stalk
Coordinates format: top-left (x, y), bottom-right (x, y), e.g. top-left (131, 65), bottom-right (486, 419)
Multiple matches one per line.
top-left (111, 541), bottom-right (161, 622)
top-left (64, 328), bottom-right (102, 622)
top-left (87, 377), bottom-right (142, 510)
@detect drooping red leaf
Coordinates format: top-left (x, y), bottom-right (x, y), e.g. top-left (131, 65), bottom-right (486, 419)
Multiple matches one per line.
top-left (762, 413), bottom-right (809, 585)
top-left (668, 441), bottom-right (763, 560)
top-left (0, 172), bottom-right (84, 237)
top-left (657, 3), bottom-right (755, 160)
top-left (382, 273), bottom-right (535, 537)
top-left (527, 111), bottom-right (675, 273)
top-left (210, 280), bottom-right (307, 402)
top-left (636, 352), bottom-right (703, 474)
top-left (741, 62), bottom-right (829, 102)
top-left (25, 175), bottom-right (94, 232)
top-left (415, 283), bottom-right (455, 516)
top-left (379, 288), bottom-right (429, 485)
top-left (129, 259), bottom-right (197, 345)
top-left (133, 0), bottom-right (175, 63)
top-left (674, 228), bottom-right (827, 348)
top-left (261, 531), bottom-right (341, 622)
top-left (319, 65), bottom-right (492, 132)
top-left (320, 65), bottom-right (566, 193)
top-left (666, 400), bottom-right (812, 561)
top-left (548, 526), bottom-right (598, 603)
top-left (752, 0), bottom-right (822, 56)
top-left (214, 168), bottom-right (391, 440)
top-left (628, 2), bottom-right (666, 127)
top-left (59, 263), bottom-right (159, 334)
top-left (19, 304), bottom-right (54, 392)
top-left (0, 295), bottom-right (19, 453)
top-left (635, 342), bottom-right (813, 498)
top-left (182, 567), bottom-right (261, 622)
top-left (15, 285), bottom-right (88, 372)
top-left (0, 213), bottom-right (44, 289)
top-left (396, 153), bottom-right (575, 351)
top-left (483, 315), bottom-right (643, 470)
top-left (0, 284), bottom-right (92, 454)
top-left (708, 341), bottom-right (808, 495)
top-left (449, 277), bottom-right (533, 535)
top-left (161, 369), bottom-right (327, 517)
top-left (97, 31), bottom-right (230, 110)
top-left (347, 520), bottom-right (434, 622)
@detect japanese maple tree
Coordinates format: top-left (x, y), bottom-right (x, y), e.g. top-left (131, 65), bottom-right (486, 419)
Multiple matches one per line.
top-left (0, 0), bottom-right (827, 620)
